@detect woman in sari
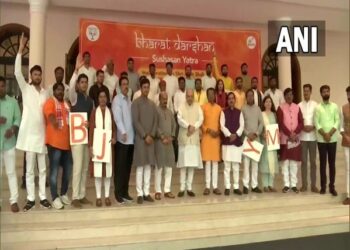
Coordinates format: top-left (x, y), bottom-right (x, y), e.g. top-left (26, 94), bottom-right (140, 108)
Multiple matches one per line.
top-left (215, 79), bottom-right (227, 109)
top-left (89, 89), bottom-right (117, 207)
top-left (259, 95), bottom-right (279, 192)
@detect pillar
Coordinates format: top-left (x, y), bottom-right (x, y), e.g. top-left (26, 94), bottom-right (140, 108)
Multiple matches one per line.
top-left (28, 0), bottom-right (48, 78)
top-left (277, 17), bottom-right (292, 92)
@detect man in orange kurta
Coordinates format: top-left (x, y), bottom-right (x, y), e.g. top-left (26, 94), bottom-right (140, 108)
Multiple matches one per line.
top-left (201, 88), bottom-right (222, 195)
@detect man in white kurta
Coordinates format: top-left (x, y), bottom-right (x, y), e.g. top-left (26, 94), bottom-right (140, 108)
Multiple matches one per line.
top-left (14, 34), bottom-right (51, 211)
top-left (201, 63), bottom-right (216, 90)
top-left (264, 77), bottom-right (284, 109)
top-left (163, 62), bottom-right (178, 99)
top-left (177, 89), bottom-right (204, 197)
top-left (146, 63), bottom-right (160, 101)
top-left (78, 51), bottom-right (96, 91)
top-left (102, 59), bottom-right (119, 101)
top-left (173, 77), bottom-right (186, 114)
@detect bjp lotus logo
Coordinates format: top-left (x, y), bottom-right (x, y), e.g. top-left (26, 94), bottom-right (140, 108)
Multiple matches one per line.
top-left (86, 25), bottom-right (100, 42)
top-left (247, 36), bottom-right (256, 49)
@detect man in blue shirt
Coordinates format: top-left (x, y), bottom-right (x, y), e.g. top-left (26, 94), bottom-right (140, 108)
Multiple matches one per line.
top-left (112, 76), bottom-right (135, 204)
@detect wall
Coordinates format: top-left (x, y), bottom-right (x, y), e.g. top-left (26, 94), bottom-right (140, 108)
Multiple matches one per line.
top-left (0, 2), bottom-right (348, 106)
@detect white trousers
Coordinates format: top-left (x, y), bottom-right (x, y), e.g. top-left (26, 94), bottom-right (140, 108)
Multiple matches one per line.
top-left (205, 161), bottom-right (219, 189)
top-left (282, 160), bottom-right (298, 187)
top-left (26, 151), bottom-right (47, 201)
top-left (0, 148), bottom-right (19, 204)
top-left (243, 156), bottom-right (259, 189)
top-left (154, 166), bottom-right (172, 193)
top-left (180, 167), bottom-right (195, 191)
top-left (136, 165), bottom-right (151, 197)
top-left (224, 161), bottom-right (240, 189)
top-left (95, 177), bottom-right (111, 199)
top-left (71, 144), bottom-right (89, 200)
top-left (344, 147), bottom-right (350, 196)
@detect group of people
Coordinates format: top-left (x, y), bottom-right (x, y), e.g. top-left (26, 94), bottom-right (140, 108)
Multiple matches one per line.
top-left (1, 34), bottom-right (349, 213)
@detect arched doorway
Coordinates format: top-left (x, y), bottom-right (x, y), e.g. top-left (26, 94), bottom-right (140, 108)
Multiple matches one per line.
top-left (261, 43), bottom-right (302, 103)
top-left (65, 37), bottom-right (79, 82)
top-left (0, 23), bottom-right (30, 97)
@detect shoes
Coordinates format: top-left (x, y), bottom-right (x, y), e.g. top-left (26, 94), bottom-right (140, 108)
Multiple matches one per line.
top-left (203, 188), bottom-right (210, 195)
top-left (268, 186), bottom-right (277, 192)
top-left (320, 189), bottom-right (326, 195)
top-left (243, 186), bottom-right (249, 194)
top-left (137, 196), bottom-right (143, 204)
top-left (115, 196), bottom-right (125, 204)
top-left (60, 194), bottom-right (71, 205)
top-left (143, 195), bottom-right (155, 202)
top-left (224, 189), bottom-right (230, 196)
top-left (282, 186), bottom-right (290, 193)
top-left (233, 189), bottom-right (242, 195)
top-left (213, 188), bottom-right (222, 195)
top-left (178, 191), bottom-right (185, 197)
top-left (23, 200), bottom-right (35, 212)
top-left (343, 197), bottom-right (350, 205)
top-left (187, 190), bottom-right (195, 197)
top-left (164, 192), bottom-right (175, 199)
top-left (52, 197), bottom-right (64, 210)
top-left (79, 197), bottom-right (93, 205)
top-left (291, 187), bottom-right (299, 193)
top-left (123, 194), bottom-right (133, 201)
top-left (96, 198), bottom-right (102, 207)
top-left (252, 187), bottom-right (262, 193)
top-left (40, 199), bottom-right (52, 209)
top-left (155, 192), bottom-right (162, 200)
top-left (71, 199), bottom-right (82, 208)
top-left (330, 189), bottom-right (338, 197)
top-left (311, 186), bottom-right (319, 193)
top-left (105, 198), bottom-right (112, 206)
top-left (10, 203), bottom-right (19, 213)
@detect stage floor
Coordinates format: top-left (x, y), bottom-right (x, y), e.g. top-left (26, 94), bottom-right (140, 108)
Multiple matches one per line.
top-left (1, 147), bottom-right (349, 249)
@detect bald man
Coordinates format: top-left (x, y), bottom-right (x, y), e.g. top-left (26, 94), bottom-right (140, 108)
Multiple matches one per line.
top-left (177, 89), bottom-right (204, 197)
top-left (154, 92), bottom-right (176, 200)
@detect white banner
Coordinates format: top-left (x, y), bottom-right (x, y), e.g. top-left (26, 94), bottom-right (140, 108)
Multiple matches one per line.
top-left (265, 124), bottom-right (280, 151)
top-left (242, 138), bottom-right (264, 162)
top-left (92, 128), bottom-right (112, 163)
top-left (69, 113), bottom-right (88, 145)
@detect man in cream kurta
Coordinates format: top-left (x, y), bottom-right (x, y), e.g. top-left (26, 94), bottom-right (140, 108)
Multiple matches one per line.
top-left (14, 34), bottom-right (51, 211)
top-left (78, 51), bottom-right (96, 91)
top-left (177, 89), bottom-right (204, 197)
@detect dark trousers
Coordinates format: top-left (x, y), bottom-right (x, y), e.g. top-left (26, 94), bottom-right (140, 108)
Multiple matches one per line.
top-left (301, 141), bottom-right (317, 188)
top-left (317, 142), bottom-right (337, 191)
top-left (114, 142), bottom-right (134, 199)
top-left (47, 145), bottom-right (73, 200)
top-left (173, 113), bottom-right (179, 162)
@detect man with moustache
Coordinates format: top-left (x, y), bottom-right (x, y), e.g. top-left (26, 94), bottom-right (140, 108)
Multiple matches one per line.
top-left (44, 83), bottom-right (72, 209)
top-left (15, 33), bottom-right (51, 211)
top-left (154, 92), bottom-right (176, 200)
top-left (314, 85), bottom-right (340, 196)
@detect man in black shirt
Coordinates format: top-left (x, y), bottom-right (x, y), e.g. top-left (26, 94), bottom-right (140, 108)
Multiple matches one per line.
top-left (89, 69), bottom-right (110, 107)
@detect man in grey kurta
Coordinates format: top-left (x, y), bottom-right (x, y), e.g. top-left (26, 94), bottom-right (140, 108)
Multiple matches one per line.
top-left (154, 92), bottom-right (176, 200)
top-left (131, 78), bottom-right (158, 204)
top-left (241, 89), bottom-right (264, 194)
top-left (127, 57), bottom-right (139, 94)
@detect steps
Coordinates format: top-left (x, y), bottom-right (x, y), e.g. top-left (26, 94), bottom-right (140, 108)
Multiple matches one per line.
top-left (1, 144), bottom-right (349, 249)
top-left (1, 193), bottom-right (349, 249)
